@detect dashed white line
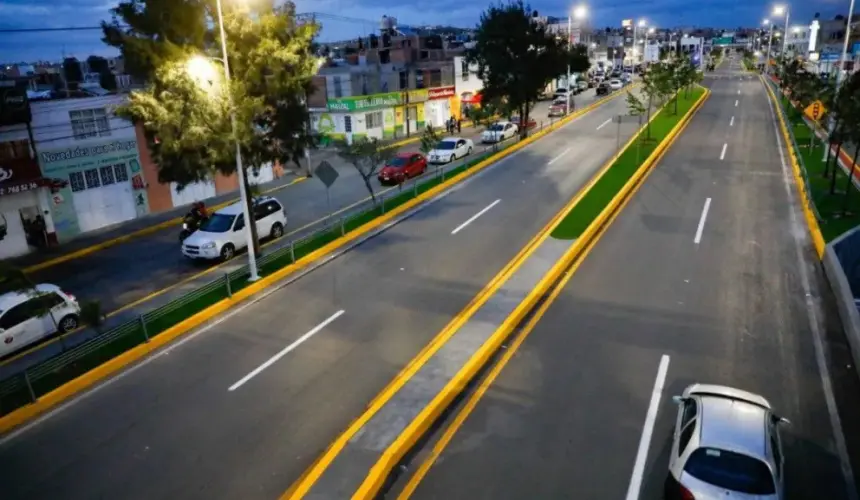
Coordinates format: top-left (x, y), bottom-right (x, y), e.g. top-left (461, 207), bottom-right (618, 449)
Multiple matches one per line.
top-left (228, 309), bottom-right (345, 391)
top-left (547, 148), bottom-right (571, 165)
top-left (730, 116), bottom-right (735, 127)
top-left (451, 199), bottom-right (501, 235)
top-left (735, 99), bottom-right (739, 107)
top-left (625, 354), bottom-right (670, 500)
top-left (720, 143), bottom-right (728, 160)
top-left (738, 89), bottom-right (741, 95)
top-left (596, 118), bottom-right (613, 130)
top-left (694, 197), bottom-right (712, 244)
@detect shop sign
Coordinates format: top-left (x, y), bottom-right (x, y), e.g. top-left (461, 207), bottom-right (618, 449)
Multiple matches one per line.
top-left (0, 155), bottom-right (48, 196)
top-left (0, 181), bottom-right (41, 196)
top-left (39, 140), bottom-right (139, 175)
top-left (428, 86), bottom-right (456, 100)
top-left (327, 92), bottom-right (402, 112)
top-left (406, 89), bottom-right (429, 103)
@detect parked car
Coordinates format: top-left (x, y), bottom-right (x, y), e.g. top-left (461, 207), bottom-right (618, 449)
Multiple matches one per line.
top-left (553, 87), bottom-right (572, 101)
top-left (427, 138), bottom-right (473, 164)
top-left (510, 115), bottom-right (537, 130)
top-left (576, 80), bottom-right (589, 93)
top-left (595, 82), bottom-right (611, 96)
top-left (548, 99), bottom-right (569, 117)
top-left (481, 121), bottom-right (518, 143)
top-left (378, 152), bottom-right (427, 183)
top-left (665, 384), bottom-right (787, 500)
top-left (182, 196), bottom-right (287, 262)
top-left (0, 284), bottom-right (80, 358)
top-left (608, 79), bottom-right (623, 90)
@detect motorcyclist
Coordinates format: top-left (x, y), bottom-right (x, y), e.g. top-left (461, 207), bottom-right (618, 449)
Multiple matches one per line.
top-left (189, 201), bottom-right (208, 223)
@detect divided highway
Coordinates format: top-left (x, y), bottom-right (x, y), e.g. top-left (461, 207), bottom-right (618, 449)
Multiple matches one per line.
top-left (0, 88), bottom-right (644, 499)
top-left (394, 68), bottom-right (860, 499)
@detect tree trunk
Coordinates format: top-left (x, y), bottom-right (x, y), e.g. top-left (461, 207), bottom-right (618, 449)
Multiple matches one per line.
top-left (363, 175), bottom-right (377, 205)
top-left (830, 141), bottom-right (845, 195)
top-left (673, 90), bottom-right (679, 115)
top-left (523, 102), bottom-right (532, 140)
top-left (842, 145), bottom-right (860, 214)
top-left (242, 170), bottom-right (262, 257)
top-left (645, 94), bottom-right (653, 141)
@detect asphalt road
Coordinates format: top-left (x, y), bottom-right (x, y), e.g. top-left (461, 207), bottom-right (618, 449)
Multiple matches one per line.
top-left (0, 88), bottom-right (643, 499)
top-left (24, 100), bottom-right (560, 315)
top-left (398, 70), bottom-right (860, 500)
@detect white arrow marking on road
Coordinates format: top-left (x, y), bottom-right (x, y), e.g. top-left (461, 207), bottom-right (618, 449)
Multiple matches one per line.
top-left (720, 143), bottom-right (728, 160)
top-left (548, 148), bottom-right (571, 165)
top-left (694, 197), bottom-right (712, 244)
top-left (228, 309), bottom-right (345, 391)
top-left (452, 199), bottom-right (501, 235)
top-left (625, 354), bottom-right (670, 500)
top-left (730, 116), bottom-right (734, 127)
top-left (596, 118), bottom-right (613, 130)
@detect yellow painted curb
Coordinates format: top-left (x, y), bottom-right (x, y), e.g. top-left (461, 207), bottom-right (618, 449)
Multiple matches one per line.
top-left (22, 177), bottom-right (309, 274)
top-left (0, 89), bottom-right (627, 437)
top-left (351, 86), bottom-right (710, 500)
top-left (761, 75), bottom-right (826, 258)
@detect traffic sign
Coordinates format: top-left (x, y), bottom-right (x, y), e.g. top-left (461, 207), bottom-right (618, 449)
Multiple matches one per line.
top-left (315, 160), bottom-right (339, 188)
top-left (804, 100), bottom-right (827, 122)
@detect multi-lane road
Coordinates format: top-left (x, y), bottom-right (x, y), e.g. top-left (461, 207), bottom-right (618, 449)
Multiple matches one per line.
top-left (392, 63), bottom-right (860, 499)
top-left (0, 86), bottom-right (645, 498)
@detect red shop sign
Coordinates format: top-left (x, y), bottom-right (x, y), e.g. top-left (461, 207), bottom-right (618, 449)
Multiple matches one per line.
top-left (428, 86), bottom-right (456, 100)
top-left (0, 155), bottom-right (50, 196)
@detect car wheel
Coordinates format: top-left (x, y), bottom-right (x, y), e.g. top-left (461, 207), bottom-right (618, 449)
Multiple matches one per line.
top-left (58, 314), bottom-right (79, 333)
top-left (450, 155), bottom-right (455, 163)
top-left (220, 244), bottom-right (235, 261)
top-left (270, 222), bottom-right (284, 239)
top-left (467, 146), bottom-right (472, 156)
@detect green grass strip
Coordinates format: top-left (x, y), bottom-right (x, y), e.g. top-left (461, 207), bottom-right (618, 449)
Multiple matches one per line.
top-left (551, 86), bottom-right (705, 240)
top-left (776, 95), bottom-right (860, 242)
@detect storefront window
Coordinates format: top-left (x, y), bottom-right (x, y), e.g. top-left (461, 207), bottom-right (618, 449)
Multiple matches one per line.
top-left (69, 172), bottom-right (86, 192)
top-left (366, 111), bottom-right (383, 128)
top-left (99, 165), bottom-right (116, 186)
top-left (113, 164), bottom-right (129, 182)
top-left (84, 168), bottom-right (101, 189)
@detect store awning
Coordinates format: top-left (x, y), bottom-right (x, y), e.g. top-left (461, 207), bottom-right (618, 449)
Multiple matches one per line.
top-left (461, 92), bottom-right (483, 104)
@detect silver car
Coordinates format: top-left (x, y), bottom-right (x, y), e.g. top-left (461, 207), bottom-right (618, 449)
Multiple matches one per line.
top-left (665, 384), bottom-right (789, 500)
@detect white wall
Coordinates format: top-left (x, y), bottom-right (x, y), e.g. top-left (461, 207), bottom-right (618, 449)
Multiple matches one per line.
top-left (453, 56), bottom-right (483, 96)
top-left (31, 95), bottom-right (135, 145)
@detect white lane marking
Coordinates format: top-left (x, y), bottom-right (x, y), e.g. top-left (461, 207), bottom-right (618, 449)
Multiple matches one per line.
top-left (735, 99), bottom-right (739, 107)
top-left (547, 147), bottom-right (571, 165)
top-left (625, 354), bottom-right (670, 500)
top-left (228, 310), bottom-right (345, 391)
top-left (720, 143), bottom-right (728, 160)
top-left (765, 91), bottom-right (859, 499)
top-left (596, 118), bottom-right (613, 130)
top-left (694, 198), bottom-right (712, 244)
top-left (730, 116), bottom-right (735, 127)
top-left (738, 89), bottom-right (741, 95)
top-left (452, 199), bottom-right (501, 235)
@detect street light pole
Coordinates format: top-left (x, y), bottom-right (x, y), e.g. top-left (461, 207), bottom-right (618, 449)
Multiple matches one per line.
top-left (780, 8), bottom-right (790, 58)
top-left (823, 0), bottom-right (855, 162)
top-left (567, 5), bottom-right (587, 115)
top-left (765, 20), bottom-right (775, 75)
top-left (215, 0), bottom-right (260, 281)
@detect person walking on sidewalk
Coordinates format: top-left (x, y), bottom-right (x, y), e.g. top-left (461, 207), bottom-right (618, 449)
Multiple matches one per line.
top-left (456, 118), bottom-right (462, 134)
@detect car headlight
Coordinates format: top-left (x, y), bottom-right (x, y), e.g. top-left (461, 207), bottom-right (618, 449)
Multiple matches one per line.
top-left (201, 241), bottom-right (216, 249)
top-left (182, 223), bottom-right (189, 230)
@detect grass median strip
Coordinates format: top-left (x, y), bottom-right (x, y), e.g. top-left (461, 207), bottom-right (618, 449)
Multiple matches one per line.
top-left (0, 153), bottom-right (490, 418)
top-left (551, 86), bottom-right (705, 240)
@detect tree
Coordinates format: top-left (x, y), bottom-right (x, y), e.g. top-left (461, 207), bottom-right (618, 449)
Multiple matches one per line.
top-left (638, 62), bottom-right (674, 139)
top-left (87, 55), bottom-right (118, 91)
top-left (337, 137), bottom-right (395, 204)
top-left (419, 125), bottom-right (443, 156)
top-left (62, 57), bottom-right (83, 85)
top-left (468, 0), bottom-right (570, 140)
top-left (109, 1), bottom-right (319, 256)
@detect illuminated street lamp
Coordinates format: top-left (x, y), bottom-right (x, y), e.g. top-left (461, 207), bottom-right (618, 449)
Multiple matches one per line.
top-left (773, 4), bottom-right (790, 57)
top-left (567, 4), bottom-right (587, 114)
top-left (763, 18), bottom-right (775, 74)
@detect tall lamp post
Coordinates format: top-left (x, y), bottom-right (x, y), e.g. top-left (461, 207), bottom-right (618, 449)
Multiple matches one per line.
top-left (773, 5), bottom-right (790, 58)
top-left (567, 4), bottom-right (587, 114)
top-left (632, 19), bottom-right (647, 64)
top-left (763, 18), bottom-right (774, 74)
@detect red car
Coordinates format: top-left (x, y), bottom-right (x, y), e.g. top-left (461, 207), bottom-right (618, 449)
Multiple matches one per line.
top-left (377, 152), bottom-right (427, 185)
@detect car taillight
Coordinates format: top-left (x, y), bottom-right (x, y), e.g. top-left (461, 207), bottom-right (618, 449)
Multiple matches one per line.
top-left (66, 293), bottom-right (77, 302)
top-left (679, 485), bottom-right (695, 500)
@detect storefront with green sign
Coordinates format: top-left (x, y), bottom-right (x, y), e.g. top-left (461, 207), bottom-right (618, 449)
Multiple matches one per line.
top-left (39, 138), bottom-right (149, 241)
top-left (313, 90), bottom-right (427, 143)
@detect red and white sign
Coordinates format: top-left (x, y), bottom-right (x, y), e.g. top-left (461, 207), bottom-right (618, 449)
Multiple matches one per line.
top-left (0, 155), bottom-right (50, 196)
top-left (428, 86), bottom-right (455, 100)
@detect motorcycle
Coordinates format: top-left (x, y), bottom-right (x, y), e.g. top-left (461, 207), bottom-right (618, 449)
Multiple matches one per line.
top-left (179, 213), bottom-right (207, 242)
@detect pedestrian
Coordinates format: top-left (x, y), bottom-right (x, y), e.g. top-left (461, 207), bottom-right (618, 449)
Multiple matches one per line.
top-left (456, 119), bottom-right (461, 134)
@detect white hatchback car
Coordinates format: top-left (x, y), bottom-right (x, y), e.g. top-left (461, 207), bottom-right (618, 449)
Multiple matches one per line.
top-left (481, 121), bottom-right (518, 143)
top-left (0, 284), bottom-right (80, 358)
top-left (427, 137), bottom-right (474, 164)
top-left (182, 196), bottom-right (287, 261)
top-left (666, 384), bottom-right (788, 500)
top-left (608, 78), bottom-right (623, 90)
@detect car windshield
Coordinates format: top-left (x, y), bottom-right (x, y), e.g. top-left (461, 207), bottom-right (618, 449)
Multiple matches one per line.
top-left (488, 124), bottom-right (504, 131)
top-left (388, 156), bottom-right (408, 167)
top-left (684, 448), bottom-right (776, 495)
top-left (199, 213), bottom-right (235, 233)
top-left (435, 141), bottom-right (457, 150)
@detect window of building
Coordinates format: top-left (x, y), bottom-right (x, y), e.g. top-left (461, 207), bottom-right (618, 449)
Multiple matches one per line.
top-left (99, 165), bottom-right (116, 186)
top-left (113, 164), bottom-right (129, 182)
top-left (416, 72), bottom-right (425, 89)
top-left (461, 59), bottom-right (470, 81)
top-left (83, 168), bottom-right (101, 189)
top-left (333, 76), bottom-right (343, 98)
top-left (399, 71), bottom-right (408, 90)
top-left (366, 111), bottom-right (383, 128)
top-left (0, 140), bottom-right (30, 161)
top-left (406, 106), bottom-right (417, 121)
top-left (69, 108), bottom-right (111, 140)
top-left (344, 115), bottom-right (353, 132)
top-left (428, 69), bottom-right (442, 88)
top-left (69, 172), bottom-right (86, 192)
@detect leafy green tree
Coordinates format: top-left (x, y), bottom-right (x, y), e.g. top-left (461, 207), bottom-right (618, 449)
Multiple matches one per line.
top-left (337, 137), bottom-right (396, 204)
top-left (419, 125), bottom-right (443, 156)
top-left (468, 0), bottom-right (570, 140)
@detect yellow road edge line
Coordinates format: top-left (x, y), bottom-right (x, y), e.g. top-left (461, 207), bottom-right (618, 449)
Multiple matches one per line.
top-left (280, 89), bottom-right (636, 500)
top-left (357, 86), bottom-right (711, 500)
top-left (22, 176), bottom-right (309, 274)
top-left (0, 90), bottom-right (626, 437)
top-left (760, 75), bottom-right (826, 259)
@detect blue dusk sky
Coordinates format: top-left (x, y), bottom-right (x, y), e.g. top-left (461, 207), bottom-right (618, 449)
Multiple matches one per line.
top-left (0, 0), bottom-right (851, 63)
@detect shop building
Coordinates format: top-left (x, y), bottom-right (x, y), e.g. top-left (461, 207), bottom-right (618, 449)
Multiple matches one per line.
top-left (453, 56), bottom-right (484, 119)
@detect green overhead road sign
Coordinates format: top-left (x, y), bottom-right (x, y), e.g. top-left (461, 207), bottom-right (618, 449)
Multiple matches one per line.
top-left (712, 37), bottom-right (734, 46)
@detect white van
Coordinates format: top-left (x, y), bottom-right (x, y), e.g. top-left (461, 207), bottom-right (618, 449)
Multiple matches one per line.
top-left (0, 284), bottom-right (80, 358)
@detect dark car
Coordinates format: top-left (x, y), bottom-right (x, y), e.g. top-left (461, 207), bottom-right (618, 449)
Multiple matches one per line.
top-left (377, 152), bottom-right (427, 185)
top-left (511, 115), bottom-right (537, 129)
top-left (596, 82), bottom-right (611, 96)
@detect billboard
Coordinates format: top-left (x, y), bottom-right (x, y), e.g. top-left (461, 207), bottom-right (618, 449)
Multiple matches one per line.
top-left (621, 19), bottom-right (632, 28)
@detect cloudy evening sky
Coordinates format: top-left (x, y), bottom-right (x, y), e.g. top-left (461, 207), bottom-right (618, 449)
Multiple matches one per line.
top-left (0, 0), bottom-right (851, 63)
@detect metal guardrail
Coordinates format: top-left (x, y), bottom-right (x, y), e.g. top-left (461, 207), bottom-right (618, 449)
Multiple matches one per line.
top-left (0, 118), bottom-right (573, 416)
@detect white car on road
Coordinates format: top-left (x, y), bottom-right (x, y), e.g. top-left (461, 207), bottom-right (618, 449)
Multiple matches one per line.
top-left (0, 284), bottom-right (80, 358)
top-left (481, 121), bottom-right (518, 143)
top-left (608, 79), bottom-right (623, 90)
top-left (427, 137), bottom-right (474, 164)
top-left (182, 196), bottom-right (287, 262)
